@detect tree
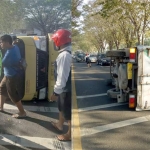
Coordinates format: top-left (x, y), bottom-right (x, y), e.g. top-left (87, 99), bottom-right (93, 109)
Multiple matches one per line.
top-left (72, 0), bottom-right (83, 51)
top-left (72, 0), bottom-right (82, 27)
top-left (0, 0), bottom-right (25, 33)
top-left (22, 0), bottom-right (71, 35)
top-left (95, 0), bottom-right (150, 45)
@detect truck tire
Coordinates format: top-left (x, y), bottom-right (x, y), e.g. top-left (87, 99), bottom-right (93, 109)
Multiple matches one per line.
top-left (106, 51), bottom-right (126, 57)
top-left (107, 88), bottom-right (120, 99)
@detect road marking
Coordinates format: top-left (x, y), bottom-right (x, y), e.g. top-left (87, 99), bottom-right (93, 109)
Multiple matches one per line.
top-left (72, 66), bottom-right (82, 150)
top-left (4, 104), bottom-right (59, 113)
top-left (75, 78), bottom-right (104, 81)
top-left (78, 103), bottom-right (128, 112)
top-left (73, 72), bottom-right (109, 74)
top-left (77, 93), bottom-right (107, 99)
top-left (0, 134), bottom-right (71, 150)
top-left (81, 115), bottom-right (150, 136)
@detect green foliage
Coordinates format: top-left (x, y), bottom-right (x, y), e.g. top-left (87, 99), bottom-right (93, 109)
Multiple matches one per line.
top-left (74, 0), bottom-right (150, 51)
top-left (22, 0), bottom-right (71, 34)
top-left (0, 0), bottom-right (71, 34)
top-left (0, 0), bottom-right (25, 33)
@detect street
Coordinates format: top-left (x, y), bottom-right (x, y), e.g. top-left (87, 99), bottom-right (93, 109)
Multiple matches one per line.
top-left (0, 99), bottom-right (71, 150)
top-left (72, 61), bottom-right (150, 150)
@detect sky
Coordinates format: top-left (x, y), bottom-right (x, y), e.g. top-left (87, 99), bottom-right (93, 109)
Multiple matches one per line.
top-left (78, 0), bottom-right (92, 10)
top-left (76, 0), bottom-right (95, 30)
top-left (78, 0), bottom-right (93, 21)
top-left (83, 0), bottom-right (91, 4)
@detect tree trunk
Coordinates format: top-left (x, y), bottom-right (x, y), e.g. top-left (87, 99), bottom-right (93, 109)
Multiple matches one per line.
top-left (141, 33), bottom-right (144, 45)
top-left (115, 41), bottom-right (119, 50)
top-left (137, 33), bottom-right (140, 45)
top-left (108, 41), bottom-right (113, 50)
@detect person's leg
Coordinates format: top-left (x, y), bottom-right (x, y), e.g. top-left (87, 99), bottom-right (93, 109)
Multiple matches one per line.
top-left (13, 74), bottom-right (26, 117)
top-left (51, 111), bottom-right (65, 131)
top-left (57, 92), bottom-right (71, 141)
top-left (67, 120), bottom-right (71, 137)
top-left (6, 76), bottom-right (26, 118)
top-left (57, 120), bottom-right (71, 141)
top-left (13, 100), bottom-right (26, 116)
top-left (0, 95), bottom-right (6, 111)
top-left (0, 77), bottom-right (8, 111)
top-left (51, 93), bottom-right (65, 131)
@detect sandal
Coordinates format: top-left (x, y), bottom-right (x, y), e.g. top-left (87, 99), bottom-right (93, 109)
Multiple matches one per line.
top-left (51, 121), bottom-right (63, 132)
top-left (56, 134), bottom-right (71, 142)
top-left (12, 113), bottom-right (27, 119)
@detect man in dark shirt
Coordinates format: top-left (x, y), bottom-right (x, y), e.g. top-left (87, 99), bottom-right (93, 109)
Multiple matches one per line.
top-left (0, 35), bottom-right (26, 118)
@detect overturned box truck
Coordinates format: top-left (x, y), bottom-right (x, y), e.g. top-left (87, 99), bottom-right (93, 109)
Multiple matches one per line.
top-left (0, 34), bottom-right (58, 101)
top-left (106, 46), bottom-right (150, 111)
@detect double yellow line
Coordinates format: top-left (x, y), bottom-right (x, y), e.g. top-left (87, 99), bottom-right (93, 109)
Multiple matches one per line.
top-left (72, 65), bottom-right (82, 150)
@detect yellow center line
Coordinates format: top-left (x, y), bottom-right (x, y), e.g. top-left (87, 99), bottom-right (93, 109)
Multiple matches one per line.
top-left (72, 65), bottom-right (82, 150)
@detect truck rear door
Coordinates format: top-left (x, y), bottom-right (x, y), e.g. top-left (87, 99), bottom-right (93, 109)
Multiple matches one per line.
top-left (137, 46), bottom-right (150, 111)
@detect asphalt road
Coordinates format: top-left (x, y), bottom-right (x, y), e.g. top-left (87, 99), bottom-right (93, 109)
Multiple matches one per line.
top-left (73, 61), bottom-right (150, 150)
top-left (0, 98), bottom-right (71, 150)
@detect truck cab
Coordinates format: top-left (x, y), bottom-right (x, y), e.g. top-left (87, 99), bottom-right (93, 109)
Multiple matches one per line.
top-left (0, 34), bottom-right (58, 101)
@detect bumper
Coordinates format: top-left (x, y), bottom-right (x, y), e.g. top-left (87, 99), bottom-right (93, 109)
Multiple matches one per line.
top-left (90, 60), bottom-right (97, 62)
top-left (102, 61), bottom-right (110, 65)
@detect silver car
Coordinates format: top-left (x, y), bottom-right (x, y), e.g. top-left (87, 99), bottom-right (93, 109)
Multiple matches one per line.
top-left (89, 55), bottom-right (97, 63)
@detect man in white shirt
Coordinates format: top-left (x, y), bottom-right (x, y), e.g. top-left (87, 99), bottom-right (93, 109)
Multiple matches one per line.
top-left (50, 29), bottom-right (71, 141)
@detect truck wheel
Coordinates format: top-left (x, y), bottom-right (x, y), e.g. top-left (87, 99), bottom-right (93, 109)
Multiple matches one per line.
top-left (107, 88), bottom-right (120, 99)
top-left (106, 51), bottom-right (126, 57)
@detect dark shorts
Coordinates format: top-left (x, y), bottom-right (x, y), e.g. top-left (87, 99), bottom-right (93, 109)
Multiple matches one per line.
top-left (86, 61), bottom-right (91, 64)
top-left (86, 59), bottom-right (91, 64)
top-left (0, 74), bottom-right (25, 103)
top-left (58, 92), bottom-right (71, 120)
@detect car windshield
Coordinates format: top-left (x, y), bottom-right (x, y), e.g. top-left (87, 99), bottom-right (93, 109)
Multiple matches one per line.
top-left (90, 55), bottom-right (96, 57)
top-left (77, 53), bottom-right (85, 58)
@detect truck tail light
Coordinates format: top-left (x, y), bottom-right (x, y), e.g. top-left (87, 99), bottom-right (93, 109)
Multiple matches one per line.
top-left (129, 94), bottom-right (136, 108)
top-left (129, 48), bottom-right (136, 62)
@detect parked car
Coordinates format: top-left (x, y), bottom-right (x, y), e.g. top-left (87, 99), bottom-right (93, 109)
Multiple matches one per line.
top-left (76, 53), bottom-right (85, 62)
top-left (97, 54), bottom-right (114, 66)
top-left (72, 54), bottom-right (76, 59)
top-left (89, 54), bottom-right (97, 63)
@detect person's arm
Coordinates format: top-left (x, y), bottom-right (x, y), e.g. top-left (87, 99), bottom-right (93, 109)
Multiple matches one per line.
top-left (54, 53), bottom-right (71, 94)
top-left (2, 51), bottom-right (12, 67)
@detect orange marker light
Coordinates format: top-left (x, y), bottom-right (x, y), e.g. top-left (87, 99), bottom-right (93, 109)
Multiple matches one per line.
top-left (33, 36), bottom-right (39, 41)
